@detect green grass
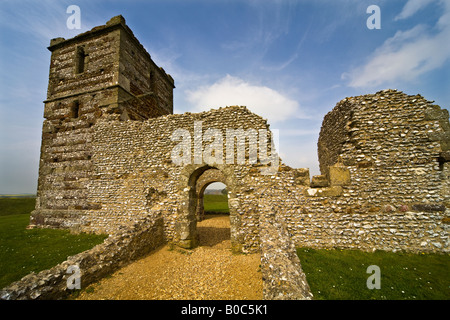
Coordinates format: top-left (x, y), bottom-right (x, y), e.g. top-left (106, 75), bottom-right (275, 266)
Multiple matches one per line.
top-left (203, 194), bottom-right (229, 214)
top-left (0, 198), bottom-right (107, 289)
top-left (297, 247), bottom-right (450, 300)
top-left (0, 197), bottom-right (36, 216)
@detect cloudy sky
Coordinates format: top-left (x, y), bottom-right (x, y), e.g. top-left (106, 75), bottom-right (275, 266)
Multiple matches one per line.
top-left (0, 0), bottom-right (449, 194)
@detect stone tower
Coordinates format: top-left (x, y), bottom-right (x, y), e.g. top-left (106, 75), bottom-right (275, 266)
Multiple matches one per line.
top-left (30, 15), bottom-right (175, 229)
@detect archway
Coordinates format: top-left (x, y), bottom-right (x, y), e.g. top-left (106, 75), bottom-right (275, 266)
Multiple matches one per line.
top-left (197, 182), bottom-right (230, 247)
top-left (176, 165), bottom-right (242, 253)
top-left (201, 182), bottom-right (229, 216)
top-left (195, 169), bottom-right (227, 221)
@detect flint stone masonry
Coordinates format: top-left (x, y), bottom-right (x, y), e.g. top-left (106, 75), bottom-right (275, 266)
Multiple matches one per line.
top-left (286, 89), bottom-right (450, 253)
top-left (4, 16), bottom-right (448, 300)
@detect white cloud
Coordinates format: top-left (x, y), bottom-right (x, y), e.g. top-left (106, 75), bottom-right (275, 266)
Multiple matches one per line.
top-left (185, 75), bottom-right (303, 123)
top-left (345, 1), bottom-right (450, 88)
top-left (394, 0), bottom-right (435, 21)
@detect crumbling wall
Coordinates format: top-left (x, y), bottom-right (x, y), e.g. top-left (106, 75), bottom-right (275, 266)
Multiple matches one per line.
top-left (84, 106), bottom-right (272, 253)
top-left (259, 210), bottom-right (313, 300)
top-left (318, 89), bottom-right (449, 205)
top-left (317, 99), bottom-right (353, 177)
top-left (282, 90), bottom-right (450, 253)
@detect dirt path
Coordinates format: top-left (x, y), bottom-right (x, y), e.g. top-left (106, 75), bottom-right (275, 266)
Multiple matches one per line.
top-left (75, 215), bottom-right (263, 300)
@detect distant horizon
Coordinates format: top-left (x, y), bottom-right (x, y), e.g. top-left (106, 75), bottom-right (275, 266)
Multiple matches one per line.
top-left (0, 194), bottom-right (36, 198)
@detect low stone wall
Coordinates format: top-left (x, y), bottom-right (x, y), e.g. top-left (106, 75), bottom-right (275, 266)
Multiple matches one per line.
top-left (286, 208), bottom-right (449, 253)
top-left (0, 210), bottom-right (165, 300)
top-left (259, 210), bottom-right (313, 300)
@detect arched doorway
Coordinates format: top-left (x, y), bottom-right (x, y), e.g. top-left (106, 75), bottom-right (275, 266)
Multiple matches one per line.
top-left (201, 182), bottom-right (229, 216)
top-left (176, 165), bottom-right (242, 253)
top-left (195, 169), bottom-right (227, 221)
top-left (197, 182), bottom-right (230, 247)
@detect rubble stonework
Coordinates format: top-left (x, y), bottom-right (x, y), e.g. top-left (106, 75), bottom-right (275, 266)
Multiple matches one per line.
top-left (3, 16), bottom-right (448, 300)
top-left (290, 90), bottom-right (450, 252)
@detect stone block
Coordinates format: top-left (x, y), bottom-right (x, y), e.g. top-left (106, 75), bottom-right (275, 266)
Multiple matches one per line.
top-left (318, 186), bottom-right (343, 197)
top-left (310, 174), bottom-right (328, 188)
top-left (424, 105), bottom-right (445, 121)
top-left (439, 151), bottom-right (450, 162)
top-left (304, 186), bottom-right (343, 197)
top-left (328, 166), bottom-right (350, 186)
top-left (412, 203), bottom-right (446, 212)
top-left (49, 37), bottom-right (65, 47)
top-left (177, 239), bottom-right (197, 249)
top-left (357, 160), bottom-right (373, 168)
top-left (293, 168), bottom-right (310, 186)
top-left (106, 15), bottom-right (126, 26)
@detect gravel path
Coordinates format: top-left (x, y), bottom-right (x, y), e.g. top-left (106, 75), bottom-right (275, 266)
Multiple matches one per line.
top-left (76, 215), bottom-right (263, 300)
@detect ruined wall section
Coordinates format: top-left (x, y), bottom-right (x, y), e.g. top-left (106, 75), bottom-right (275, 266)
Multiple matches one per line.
top-left (317, 99), bottom-right (353, 177)
top-left (282, 90), bottom-right (450, 253)
top-left (85, 106), bottom-right (271, 246)
top-left (316, 90), bottom-right (449, 207)
top-left (337, 90), bottom-right (448, 207)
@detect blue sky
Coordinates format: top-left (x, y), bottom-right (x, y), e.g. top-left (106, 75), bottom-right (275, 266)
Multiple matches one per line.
top-left (0, 0), bottom-right (449, 194)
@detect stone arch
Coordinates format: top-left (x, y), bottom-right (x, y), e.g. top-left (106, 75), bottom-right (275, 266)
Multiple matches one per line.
top-left (195, 168), bottom-right (227, 221)
top-left (177, 164), bottom-right (242, 253)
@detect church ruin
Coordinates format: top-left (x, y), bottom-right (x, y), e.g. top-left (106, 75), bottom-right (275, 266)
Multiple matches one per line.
top-left (6, 14), bottom-right (447, 300)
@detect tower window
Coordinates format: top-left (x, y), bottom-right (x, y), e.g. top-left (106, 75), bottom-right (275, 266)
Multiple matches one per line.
top-left (75, 46), bottom-right (87, 74)
top-left (71, 100), bottom-right (80, 118)
top-left (150, 70), bottom-right (156, 92)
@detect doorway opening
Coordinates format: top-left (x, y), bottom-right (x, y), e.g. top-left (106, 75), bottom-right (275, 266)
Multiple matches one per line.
top-left (201, 182), bottom-right (229, 216)
top-left (197, 182), bottom-right (230, 248)
top-left (178, 165), bottom-right (241, 252)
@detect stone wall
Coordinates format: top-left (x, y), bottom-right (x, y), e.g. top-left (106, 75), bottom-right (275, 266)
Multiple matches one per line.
top-left (85, 106), bottom-right (272, 253)
top-left (319, 89), bottom-right (449, 206)
top-left (1, 209), bottom-right (164, 300)
top-left (280, 90), bottom-right (450, 253)
top-left (31, 88), bottom-right (449, 255)
top-left (32, 16), bottom-right (449, 255)
top-left (30, 104), bottom-right (275, 253)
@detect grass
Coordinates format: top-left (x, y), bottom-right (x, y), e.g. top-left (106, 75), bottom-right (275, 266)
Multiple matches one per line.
top-left (0, 197), bottom-right (36, 216)
top-left (203, 194), bottom-right (229, 214)
top-left (0, 198), bottom-right (107, 289)
top-left (297, 247), bottom-right (450, 300)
